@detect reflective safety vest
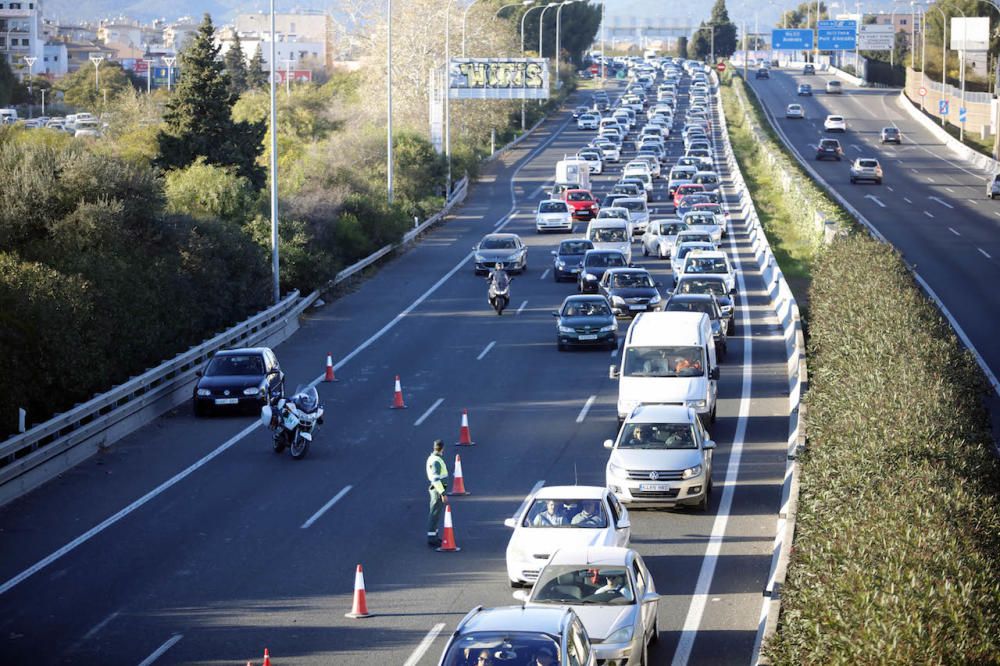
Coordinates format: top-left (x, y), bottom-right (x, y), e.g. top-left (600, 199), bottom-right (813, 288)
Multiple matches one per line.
top-left (426, 453), bottom-right (448, 494)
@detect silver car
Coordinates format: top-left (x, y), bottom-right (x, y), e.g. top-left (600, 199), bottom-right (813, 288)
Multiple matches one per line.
top-left (642, 219), bottom-right (688, 259)
top-left (515, 547), bottom-right (659, 665)
top-left (473, 233), bottom-right (528, 274)
top-left (849, 158), bottom-right (883, 185)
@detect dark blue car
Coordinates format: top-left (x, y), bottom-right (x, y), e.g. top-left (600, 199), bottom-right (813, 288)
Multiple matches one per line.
top-left (193, 347), bottom-right (284, 416)
top-left (551, 238), bottom-right (595, 282)
top-left (553, 295), bottom-right (618, 351)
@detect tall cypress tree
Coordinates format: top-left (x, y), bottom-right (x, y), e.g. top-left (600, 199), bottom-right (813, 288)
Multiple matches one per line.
top-left (156, 14), bottom-right (265, 189)
top-left (224, 31), bottom-right (248, 98)
top-left (708, 0), bottom-right (738, 58)
top-left (246, 43), bottom-right (268, 90)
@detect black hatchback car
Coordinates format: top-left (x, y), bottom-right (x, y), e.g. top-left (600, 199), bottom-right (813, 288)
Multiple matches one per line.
top-left (815, 138), bottom-right (844, 161)
top-left (598, 268), bottom-right (663, 317)
top-left (193, 347), bottom-right (284, 416)
top-left (553, 294), bottom-right (618, 351)
top-left (578, 249), bottom-right (629, 293)
top-left (551, 238), bottom-right (595, 282)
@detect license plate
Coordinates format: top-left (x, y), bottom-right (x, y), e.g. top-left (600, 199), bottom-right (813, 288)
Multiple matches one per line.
top-left (629, 305), bottom-right (646, 311)
top-left (215, 398), bottom-right (239, 405)
top-left (571, 267), bottom-right (581, 273)
top-left (578, 334), bottom-right (598, 340)
top-left (639, 483), bottom-right (671, 492)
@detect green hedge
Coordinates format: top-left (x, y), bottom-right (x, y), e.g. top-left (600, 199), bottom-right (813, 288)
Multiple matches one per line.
top-left (764, 233), bottom-right (1000, 664)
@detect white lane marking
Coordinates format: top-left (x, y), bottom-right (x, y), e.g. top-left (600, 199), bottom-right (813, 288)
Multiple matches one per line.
top-left (540, 268), bottom-right (550, 280)
top-left (912, 168), bottom-right (919, 173)
top-left (137, 634), bottom-right (183, 666)
top-left (949, 227), bottom-right (961, 236)
top-left (979, 248), bottom-right (992, 259)
top-left (495, 213), bottom-right (513, 228)
top-left (993, 210), bottom-right (1000, 218)
top-left (969, 199), bottom-right (980, 205)
top-left (903, 197), bottom-right (913, 204)
top-left (926, 177), bottom-right (935, 183)
top-left (301, 485), bottom-right (353, 529)
top-left (671, 198), bottom-right (755, 666)
top-left (865, 194), bottom-right (886, 208)
top-left (476, 341), bottom-right (496, 361)
top-left (886, 186), bottom-right (894, 192)
top-left (516, 300), bottom-right (528, 315)
top-left (924, 210), bottom-right (935, 218)
top-left (929, 196), bottom-right (954, 209)
top-left (83, 611), bottom-right (120, 641)
top-left (850, 145), bottom-right (862, 152)
top-left (0, 107), bottom-right (580, 598)
top-left (576, 395), bottom-right (597, 423)
top-left (413, 398), bottom-right (445, 427)
top-left (945, 187), bottom-right (955, 193)
top-left (403, 623), bottom-right (447, 666)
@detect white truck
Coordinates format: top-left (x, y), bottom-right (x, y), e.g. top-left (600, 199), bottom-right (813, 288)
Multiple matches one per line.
top-left (0, 108), bottom-right (18, 124)
top-left (554, 158), bottom-right (591, 192)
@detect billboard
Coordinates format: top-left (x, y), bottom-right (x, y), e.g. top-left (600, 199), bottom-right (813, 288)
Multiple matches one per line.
top-left (448, 58), bottom-right (550, 100)
top-left (950, 17), bottom-right (990, 51)
top-left (858, 24), bottom-right (894, 51)
top-left (275, 69), bottom-right (313, 84)
top-left (771, 29), bottom-right (814, 50)
top-left (817, 20), bottom-right (857, 50)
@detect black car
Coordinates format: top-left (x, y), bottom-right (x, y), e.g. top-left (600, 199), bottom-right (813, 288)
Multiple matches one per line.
top-left (664, 293), bottom-right (728, 357)
top-left (673, 274), bottom-right (734, 333)
top-left (815, 138), bottom-right (844, 161)
top-left (803, 64), bottom-right (815, 75)
top-left (553, 295), bottom-right (618, 351)
top-left (755, 68), bottom-right (770, 80)
top-left (598, 268), bottom-right (663, 317)
top-left (551, 238), bottom-right (595, 282)
top-left (611, 182), bottom-right (643, 199)
top-left (193, 347), bottom-right (284, 416)
top-left (578, 249), bottom-right (629, 293)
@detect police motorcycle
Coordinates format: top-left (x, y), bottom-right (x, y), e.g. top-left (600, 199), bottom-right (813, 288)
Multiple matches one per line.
top-left (486, 263), bottom-right (513, 316)
top-left (261, 385), bottom-right (324, 460)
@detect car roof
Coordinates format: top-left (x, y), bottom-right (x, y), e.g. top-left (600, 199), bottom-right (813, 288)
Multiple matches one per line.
top-left (533, 484), bottom-right (608, 500)
top-left (547, 546), bottom-right (634, 567)
top-left (676, 273), bottom-right (726, 283)
top-left (669, 292), bottom-right (714, 303)
top-left (483, 233), bottom-right (519, 240)
top-left (626, 403), bottom-right (697, 424)
top-left (625, 311), bottom-right (709, 345)
top-left (585, 248), bottom-right (626, 256)
top-left (540, 198), bottom-right (566, 204)
top-left (457, 605), bottom-right (572, 635)
top-left (605, 267), bottom-right (650, 276)
top-left (216, 347), bottom-right (270, 356)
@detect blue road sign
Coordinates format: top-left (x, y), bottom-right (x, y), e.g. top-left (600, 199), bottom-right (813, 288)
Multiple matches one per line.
top-left (817, 19), bottom-right (857, 50)
top-left (959, 107), bottom-right (967, 123)
top-left (772, 29), bottom-right (815, 50)
top-left (939, 99), bottom-right (949, 115)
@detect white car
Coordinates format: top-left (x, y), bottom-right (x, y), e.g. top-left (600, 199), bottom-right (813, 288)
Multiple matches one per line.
top-left (577, 149), bottom-right (604, 175)
top-left (671, 241), bottom-right (717, 282)
top-left (824, 114), bottom-right (847, 132)
top-left (642, 219), bottom-right (688, 259)
top-left (785, 103), bottom-right (804, 119)
top-left (594, 140), bottom-right (621, 163)
top-left (536, 199), bottom-right (573, 233)
top-left (578, 113), bottom-right (600, 130)
top-left (681, 210), bottom-right (725, 242)
top-left (680, 249), bottom-right (735, 293)
top-left (503, 485), bottom-right (631, 587)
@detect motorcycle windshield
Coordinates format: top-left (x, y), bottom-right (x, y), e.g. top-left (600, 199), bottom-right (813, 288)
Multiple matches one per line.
top-left (493, 274), bottom-right (510, 290)
top-left (291, 386), bottom-right (320, 413)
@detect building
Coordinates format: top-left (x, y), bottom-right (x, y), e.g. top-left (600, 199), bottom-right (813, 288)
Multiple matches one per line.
top-left (63, 40), bottom-right (113, 74)
top-left (234, 10), bottom-right (334, 71)
top-left (97, 16), bottom-right (142, 49)
top-left (163, 16), bottom-right (199, 52)
top-left (871, 13), bottom-right (923, 36)
top-left (0, 0), bottom-right (46, 73)
top-left (41, 39), bottom-right (66, 76)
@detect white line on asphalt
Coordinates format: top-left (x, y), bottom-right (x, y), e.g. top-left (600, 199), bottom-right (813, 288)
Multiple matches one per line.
top-left (886, 186), bottom-right (894, 192)
top-left (516, 300), bottom-right (528, 315)
top-left (945, 186), bottom-right (955, 193)
top-left (994, 211), bottom-right (1000, 218)
top-left (903, 197), bottom-right (913, 204)
top-left (865, 194), bottom-right (886, 208)
top-left (403, 623), bottom-right (446, 666)
top-left (949, 227), bottom-right (961, 236)
top-left (301, 485), bottom-right (353, 529)
top-left (476, 341), bottom-right (496, 361)
top-left (979, 248), bottom-right (992, 259)
top-left (929, 196), bottom-right (953, 209)
top-left (924, 210), bottom-right (934, 218)
top-left (540, 268), bottom-right (550, 280)
top-left (137, 634), bottom-right (183, 666)
top-left (926, 177), bottom-right (935, 183)
top-left (414, 398), bottom-right (445, 427)
top-left (576, 395), bottom-right (597, 423)
top-left (969, 199), bottom-right (980, 205)
top-left (850, 145), bottom-right (862, 152)
top-left (911, 168), bottom-right (919, 173)
top-left (83, 611), bottom-right (120, 641)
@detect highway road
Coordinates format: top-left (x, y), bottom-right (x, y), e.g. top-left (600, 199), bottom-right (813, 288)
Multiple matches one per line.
top-left (746, 67), bottom-right (1000, 396)
top-left (0, 77), bottom-right (791, 665)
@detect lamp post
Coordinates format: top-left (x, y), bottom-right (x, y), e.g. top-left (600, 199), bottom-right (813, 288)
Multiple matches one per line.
top-left (387, 0), bottom-right (394, 204)
top-left (520, 3), bottom-right (549, 129)
top-left (554, 0), bottom-right (577, 90)
top-left (462, 0), bottom-right (482, 56)
top-left (538, 1), bottom-right (559, 62)
top-left (495, 0), bottom-right (532, 18)
top-left (444, 0), bottom-right (458, 197)
top-left (142, 58), bottom-right (154, 93)
top-left (927, 2), bottom-right (946, 127)
top-left (23, 56), bottom-right (34, 118)
top-left (40, 88), bottom-right (45, 116)
top-left (163, 55), bottom-right (176, 92)
top-left (695, 25), bottom-right (716, 64)
top-left (600, 0), bottom-right (606, 84)
top-left (268, 0), bottom-right (280, 303)
top-left (89, 54), bottom-right (103, 93)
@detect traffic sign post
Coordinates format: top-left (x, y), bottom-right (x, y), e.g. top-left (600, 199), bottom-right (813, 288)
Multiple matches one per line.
top-left (918, 86), bottom-right (927, 97)
top-left (939, 99), bottom-right (949, 116)
top-left (771, 29), bottom-right (815, 51)
top-left (959, 107), bottom-right (967, 124)
top-left (716, 62), bottom-right (726, 72)
top-left (817, 20), bottom-right (857, 51)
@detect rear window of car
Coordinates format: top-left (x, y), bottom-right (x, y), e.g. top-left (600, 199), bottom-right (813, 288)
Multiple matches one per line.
top-left (567, 191), bottom-right (592, 201)
top-left (858, 160), bottom-right (879, 168)
top-left (820, 140), bottom-right (840, 148)
top-left (560, 240), bottom-right (593, 254)
top-left (620, 200), bottom-right (646, 212)
top-left (540, 201), bottom-right (568, 212)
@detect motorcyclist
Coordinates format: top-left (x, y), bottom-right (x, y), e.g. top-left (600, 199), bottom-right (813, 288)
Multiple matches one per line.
top-left (486, 262), bottom-right (511, 309)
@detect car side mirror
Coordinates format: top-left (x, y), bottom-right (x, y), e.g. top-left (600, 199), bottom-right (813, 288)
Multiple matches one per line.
top-left (550, 250), bottom-right (557, 256)
top-left (642, 592), bottom-right (661, 604)
top-left (603, 438), bottom-right (614, 449)
top-left (703, 439), bottom-right (716, 450)
top-left (503, 518), bottom-right (517, 529)
top-left (609, 365), bottom-right (620, 380)
top-left (611, 308), bottom-right (622, 316)
top-left (710, 367), bottom-right (720, 380)
top-left (616, 516), bottom-right (631, 529)
top-left (512, 590), bottom-right (530, 602)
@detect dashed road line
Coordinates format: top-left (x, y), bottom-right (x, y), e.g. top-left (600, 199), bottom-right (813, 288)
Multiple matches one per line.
top-left (403, 623), bottom-right (447, 666)
top-left (576, 395), bottom-right (597, 423)
top-left (476, 341), bottom-right (496, 361)
top-left (929, 196), bottom-right (954, 209)
top-left (924, 210), bottom-right (934, 218)
top-left (301, 485), bottom-right (353, 529)
top-left (979, 248), bottom-right (992, 259)
top-left (516, 300), bottom-right (528, 315)
top-left (945, 186), bottom-right (955, 193)
top-left (949, 227), bottom-right (961, 236)
top-left (414, 398), bottom-right (445, 427)
top-left (865, 194), bottom-right (886, 208)
top-left (136, 634), bottom-right (183, 666)
top-left (540, 268), bottom-right (550, 280)
top-left (903, 197), bottom-right (913, 204)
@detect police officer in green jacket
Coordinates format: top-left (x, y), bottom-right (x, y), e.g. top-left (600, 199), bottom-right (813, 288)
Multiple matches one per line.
top-left (426, 439), bottom-right (449, 547)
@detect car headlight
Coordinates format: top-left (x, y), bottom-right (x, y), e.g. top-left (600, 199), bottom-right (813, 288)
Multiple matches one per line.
top-left (556, 260), bottom-right (566, 268)
top-left (584, 273), bottom-right (597, 281)
top-left (474, 253), bottom-right (485, 262)
top-left (243, 386), bottom-right (262, 396)
top-left (607, 459), bottom-right (627, 477)
top-left (599, 324), bottom-right (616, 332)
top-left (197, 388), bottom-right (211, 397)
top-left (507, 254), bottom-right (520, 262)
top-left (721, 305), bottom-right (733, 315)
top-left (605, 626), bottom-right (635, 644)
top-left (648, 294), bottom-right (661, 305)
top-left (611, 296), bottom-right (625, 305)
top-left (558, 326), bottom-right (574, 334)
top-left (682, 464), bottom-right (703, 480)
top-left (688, 399), bottom-right (707, 409)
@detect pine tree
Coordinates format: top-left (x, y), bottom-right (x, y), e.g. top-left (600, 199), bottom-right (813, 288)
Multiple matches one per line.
top-left (676, 35), bottom-right (689, 60)
top-left (156, 14), bottom-right (265, 189)
top-left (224, 31), bottom-right (248, 98)
top-left (246, 43), bottom-right (268, 90)
top-left (706, 0), bottom-right (738, 58)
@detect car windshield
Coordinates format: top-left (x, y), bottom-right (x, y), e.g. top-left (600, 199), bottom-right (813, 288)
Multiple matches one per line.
top-left (685, 256), bottom-right (728, 274)
top-left (680, 195), bottom-right (711, 207)
top-left (677, 277), bottom-right (727, 296)
top-left (677, 233), bottom-right (713, 245)
top-left (206, 354), bottom-right (264, 376)
top-left (666, 299), bottom-right (716, 318)
top-left (656, 222), bottom-right (686, 235)
top-left (442, 633), bottom-right (561, 666)
top-left (540, 202), bottom-right (567, 213)
top-left (828, 116), bottom-right (844, 122)
top-left (531, 565), bottom-right (635, 606)
top-left (618, 422), bottom-right (697, 450)
top-left (685, 214), bottom-right (716, 226)
top-left (586, 252), bottom-right (627, 268)
top-left (624, 345), bottom-right (705, 378)
top-left (613, 185), bottom-right (639, 195)
top-left (523, 498), bottom-right (609, 528)
top-left (560, 240), bottom-right (593, 255)
top-left (884, 128), bottom-right (898, 135)
top-left (562, 300), bottom-right (611, 317)
top-left (620, 200), bottom-right (645, 212)
top-left (592, 228), bottom-right (628, 243)
top-left (481, 237), bottom-right (517, 250)
top-left (611, 272), bottom-right (653, 288)
top-left (820, 140), bottom-right (839, 148)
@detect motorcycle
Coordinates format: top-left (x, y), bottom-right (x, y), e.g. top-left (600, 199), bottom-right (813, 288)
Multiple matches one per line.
top-left (487, 272), bottom-right (512, 316)
top-left (261, 385), bottom-right (324, 460)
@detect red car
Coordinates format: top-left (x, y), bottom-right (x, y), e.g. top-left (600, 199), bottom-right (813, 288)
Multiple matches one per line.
top-left (563, 189), bottom-right (600, 221)
top-left (673, 183), bottom-right (705, 208)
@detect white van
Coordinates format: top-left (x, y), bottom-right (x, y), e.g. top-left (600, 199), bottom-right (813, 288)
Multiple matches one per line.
top-left (610, 311), bottom-right (719, 424)
top-left (0, 108), bottom-right (17, 124)
top-left (587, 219), bottom-right (632, 263)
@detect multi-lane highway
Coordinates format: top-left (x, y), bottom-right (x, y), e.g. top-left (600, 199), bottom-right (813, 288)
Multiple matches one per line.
top-left (747, 67), bottom-right (1000, 395)
top-left (1, 74), bottom-right (791, 665)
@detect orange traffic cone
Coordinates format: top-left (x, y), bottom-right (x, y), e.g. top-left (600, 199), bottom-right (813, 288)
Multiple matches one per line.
top-left (345, 564), bottom-right (373, 618)
top-left (456, 409), bottom-right (475, 446)
top-left (436, 504), bottom-right (461, 552)
top-left (324, 353), bottom-right (337, 382)
top-left (448, 455), bottom-right (470, 496)
top-left (390, 375), bottom-right (407, 409)
top-left (262, 648), bottom-right (271, 666)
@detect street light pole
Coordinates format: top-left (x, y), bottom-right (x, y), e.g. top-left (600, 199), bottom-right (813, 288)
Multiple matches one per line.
top-left (462, 0), bottom-right (481, 57)
top-left (539, 2), bottom-right (557, 61)
top-left (387, 0), bottom-right (394, 204)
top-left (444, 0), bottom-right (457, 197)
top-left (268, 0), bottom-right (280, 303)
top-left (23, 56), bottom-right (34, 118)
top-left (520, 3), bottom-right (547, 130)
top-left (89, 54), bottom-right (103, 94)
top-left (948, 3), bottom-right (967, 141)
top-left (163, 56), bottom-right (176, 92)
top-left (928, 3), bottom-right (946, 127)
top-left (143, 58), bottom-right (154, 94)
top-left (600, 0), bottom-right (606, 84)
top-left (555, 0), bottom-right (577, 90)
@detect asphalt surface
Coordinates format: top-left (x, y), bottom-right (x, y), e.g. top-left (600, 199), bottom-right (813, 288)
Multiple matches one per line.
top-left (746, 66), bottom-right (1000, 393)
top-left (0, 77), bottom-right (791, 665)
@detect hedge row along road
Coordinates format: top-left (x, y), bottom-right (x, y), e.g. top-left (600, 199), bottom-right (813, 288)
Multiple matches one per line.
top-left (0, 83), bottom-right (790, 664)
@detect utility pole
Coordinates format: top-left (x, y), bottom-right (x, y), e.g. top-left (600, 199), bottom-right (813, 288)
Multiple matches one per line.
top-left (89, 54), bottom-right (104, 93)
top-left (143, 58), bottom-right (154, 94)
top-left (163, 56), bottom-right (176, 92)
top-left (23, 56), bottom-right (35, 118)
top-left (387, 0), bottom-right (394, 204)
top-left (268, 0), bottom-right (280, 303)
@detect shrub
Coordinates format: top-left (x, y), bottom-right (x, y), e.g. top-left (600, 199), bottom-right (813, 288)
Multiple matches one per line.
top-left (165, 158), bottom-right (257, 223)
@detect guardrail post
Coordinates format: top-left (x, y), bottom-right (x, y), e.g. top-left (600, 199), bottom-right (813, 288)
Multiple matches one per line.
top-left (414, 216), bottom-right (419, 229)
top-left (18, 408), bottom-right (25, 434)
